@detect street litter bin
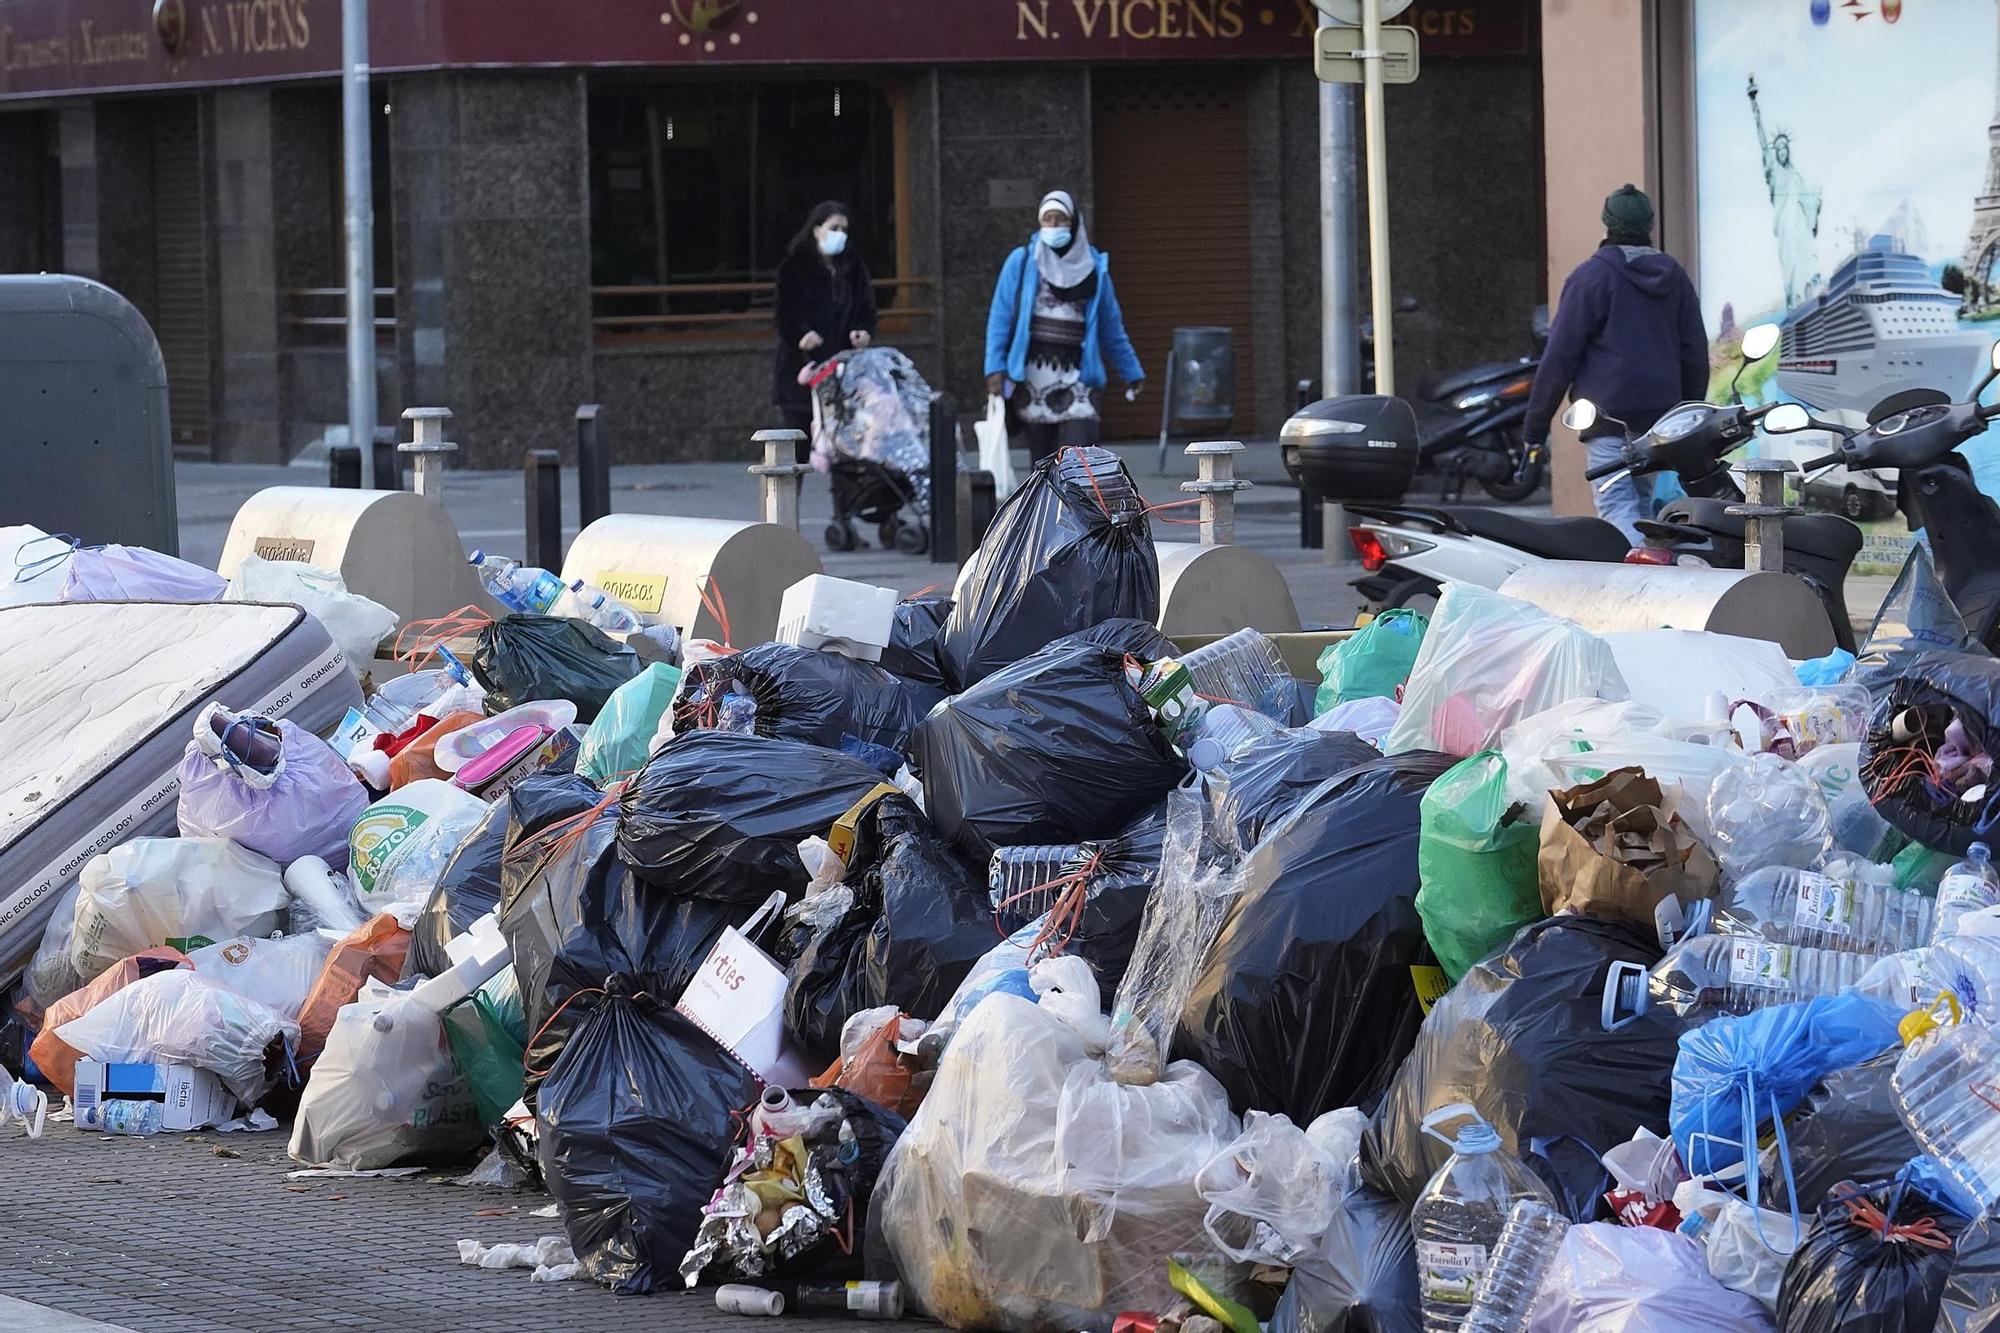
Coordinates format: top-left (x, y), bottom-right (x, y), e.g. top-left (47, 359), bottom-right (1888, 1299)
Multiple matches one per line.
top-left (0, 274), bottom-right (177, 553)
top-left (1168, 326), bottom-right (1236, 430)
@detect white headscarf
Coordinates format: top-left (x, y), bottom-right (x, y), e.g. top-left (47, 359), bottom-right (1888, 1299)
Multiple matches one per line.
top-left (1034, 189), bottom-right (1095, 291)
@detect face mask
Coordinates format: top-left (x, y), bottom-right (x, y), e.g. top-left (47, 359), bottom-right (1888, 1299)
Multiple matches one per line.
top-left (818, 229), bottom-right (848, 257)
top-left (1039, 226), bottom-right (1073, 250)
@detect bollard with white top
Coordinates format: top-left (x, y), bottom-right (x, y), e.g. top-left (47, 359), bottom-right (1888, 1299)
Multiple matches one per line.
top-left (398, 407), bottom-right (458, 503)
top-left (750, 428), bottom-right (811, 531)
top-left (1181, 440), bottom-right (1254, 545)
top-left (1728, 457), bottom-right (1800, 574)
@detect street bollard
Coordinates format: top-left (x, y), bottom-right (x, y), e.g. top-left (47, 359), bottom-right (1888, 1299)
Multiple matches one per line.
top-left (749, 429), bottom-right (810, 531)
top-left (1322, 500), bottom-right (1349, 567)
top-left (928, 392), bottom-right (959, 565)
top-left (398, 407), bottom-right (457, 503)
top-left (1728, 457), bottom-right (1800, 574)
top-left (576, 404), bottom-right (610, 527)
top-left (524, 449), bottom-right (563, 572)
top-left (1182, 440), bottom-right (1253, 545)
top-left (956, 470), bottom-right (997, 564)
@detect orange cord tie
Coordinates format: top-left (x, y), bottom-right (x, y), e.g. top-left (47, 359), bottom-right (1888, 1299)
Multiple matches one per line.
top-left (1841, 1195), bottom-right (1955, 1251)
top-left (992, 849), bottom-right (1103, 959)
top-left (696, 574), bottom-right (735, 651)
top-left (521, 985), bottom-right (651, 1080)
top-left (394, 605), bottom-right (494, 669)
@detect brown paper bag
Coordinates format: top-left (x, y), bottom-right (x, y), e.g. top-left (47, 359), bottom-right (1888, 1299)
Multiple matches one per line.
top-left (1538, 767), bottom-right (1718, 936)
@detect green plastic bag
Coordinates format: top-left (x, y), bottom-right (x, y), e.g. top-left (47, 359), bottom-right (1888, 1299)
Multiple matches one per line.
top-left (576, 661), bottom-right (682, 786)
top-left (442, 987), bottom-right (526, 1127)
top-left (1315, 607), bottom-right (1428, 714)
top-left (1414, 750), bottom-right (1542, 981)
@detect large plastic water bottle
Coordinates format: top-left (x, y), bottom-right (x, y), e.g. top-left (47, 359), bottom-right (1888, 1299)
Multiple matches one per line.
top-left (1926, 935), bottom-right (2000, 1022)
top-left (0, 1065), bottom-right (47, 1138)
top-left (468, 550), bottom-right (563, 615)
top-left (1411, 1104), bottom-right (1558, 1333)
top-left (1185, 703), bottom-right (1282, 771)
top-left (1177, 628), bottom-right (1293, 721)
top-left (1719, 861), bottom-right (1931, 954)
top-left (1892, 1003), bottom-right (2000, 1213)
top-left (555, 579), bottom-right (643, 634)
top-left (988, 843), bottom-right (1090, 918)
top-left (1462, 1199), bottom-right (1570, 1333)
top-left (1932, 843), bottom-right (2000, 945)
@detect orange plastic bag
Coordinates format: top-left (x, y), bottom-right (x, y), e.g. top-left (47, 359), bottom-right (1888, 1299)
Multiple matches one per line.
top-left (30, 946), bottom-right (192, 1098)
top-left (296, 914), bottom-right (410, 1068)
top-left (388, 710), bottom-right (484, 789)
top-left (810, 1012), bottom-right (929, 1117)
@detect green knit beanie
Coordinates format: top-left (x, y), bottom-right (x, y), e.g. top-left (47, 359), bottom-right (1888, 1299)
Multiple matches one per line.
top-left (1602, 184), bottom-right (1655, 233)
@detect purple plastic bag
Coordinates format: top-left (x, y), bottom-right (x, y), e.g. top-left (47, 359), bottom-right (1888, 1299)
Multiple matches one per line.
top-left (176, 715), bottom-right (368, 866)
top-left (58, 545), bottom-right (227, 603)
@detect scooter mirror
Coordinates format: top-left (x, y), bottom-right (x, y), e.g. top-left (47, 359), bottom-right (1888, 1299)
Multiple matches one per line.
top-left (1740, 323), bottom-right (1780, 362)
top-left (1764, 403), bottom-right (1811, 434)
top-left (1561, 399), bottom-right (1598, 433)
top-left (1989, 339), bottom-right (2000, 374)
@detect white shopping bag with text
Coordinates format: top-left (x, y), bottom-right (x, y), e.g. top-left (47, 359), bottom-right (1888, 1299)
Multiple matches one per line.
top-left (975, 393), bottom-right (1018, 500)
top-left (675, 893), bottom-right (817, 1086)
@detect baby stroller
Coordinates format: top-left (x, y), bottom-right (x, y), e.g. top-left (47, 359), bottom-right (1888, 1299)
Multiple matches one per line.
top-left (804, 347), bottom-right (934, 555)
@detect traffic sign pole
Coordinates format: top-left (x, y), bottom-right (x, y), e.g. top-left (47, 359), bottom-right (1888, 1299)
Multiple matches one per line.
top-left (1361, 0), bottom-right (1394, 396)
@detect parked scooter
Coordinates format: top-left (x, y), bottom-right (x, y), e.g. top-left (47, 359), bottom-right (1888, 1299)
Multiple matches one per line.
top-left (1366, 305), bottom-right (1547, 502)
top-left (1765, 338), bottom-right (2000, 649)
top-left (1347, 323), bottom-right (1862, 652)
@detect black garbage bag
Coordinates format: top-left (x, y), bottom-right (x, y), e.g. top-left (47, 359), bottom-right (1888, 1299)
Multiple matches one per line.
top-left (672, 642), bottom-right (942, 756)
top-left (1270, 1183), bottom-right (1421, 1333)
top-left (498, 773), bottom-right (746, 1099)
top-left (1359, 915), bottom-right (1683, 1216)
top-left (1764, 1053), bottom-right (1920, 1213)
top-left (536, 978), bottom-right (761, 1294)
top-left (881, 593), bottom-right (955, 692)
top-left (1776, 1179), bottom-right (1961, 1333)
top-left (939, 446), bottom-right (1159, 688)
top-left (1862, 648), bottom-right (2000, 854)
top-left (782, 792), bottom-right (994, 1061)
top-left (1853, 542), bottom-right (1990, 698)
top-left (403, 798), bottom-right (510, 981)
top-left (1939, 1214), bottom-right (2000, 1332)
top-left (914, 625), bottom-right (1188, 866)
top-left (617, 732), bottom-right (890, 903)
top-left (682, 1086), bottom-right (908, 1286)
top-left (1025, 802), bottom-right (1168, 996)
top-left (1203, 726), bottom-right (1384, 853)
top-left (1176, 751), bottom-right (1454, 1125)
top-left (472, 614), bottom-right (640, 723)
top-left (1071, 614), bottom-right (1175, 659)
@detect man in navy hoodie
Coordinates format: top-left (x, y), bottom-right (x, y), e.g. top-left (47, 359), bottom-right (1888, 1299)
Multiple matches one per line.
top-left (1522, 185), bottom-right (1710, 542)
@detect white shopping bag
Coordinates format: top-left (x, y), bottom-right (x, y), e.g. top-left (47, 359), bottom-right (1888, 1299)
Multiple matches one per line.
top-left (975, 393), bottom-right (1018, 500)
top-left (676, 893), bottom-right (818, 1085)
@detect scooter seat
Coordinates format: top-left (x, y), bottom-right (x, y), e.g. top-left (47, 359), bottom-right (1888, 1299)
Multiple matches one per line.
top-left (1443, 507), bottom-right (1631, 562)
top-left (1659, 499), bottom-right (1865, 563)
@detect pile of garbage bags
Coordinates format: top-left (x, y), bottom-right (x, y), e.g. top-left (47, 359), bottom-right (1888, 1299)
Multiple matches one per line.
top-left (17, 473), bottom-right (2000, 1332)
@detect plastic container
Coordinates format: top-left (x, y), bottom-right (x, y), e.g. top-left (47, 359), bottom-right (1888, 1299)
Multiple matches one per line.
top-left (77, 1099), bottom-right (163, 1135)
top-left (451, 725), bottom-right (549, 791)
top-left (988, 843), bottom-right (1091, 917)
top-left (783, 1281), bottom-right (906, 1320)
top-left (469, 550), bottom-right (563, 615)
top-left (1462, 1199), bottom-right (1570, 1333)
top-left (1717, 861), bottom-right (1931, 954)
top-left (1411, 1104), bottom-right (1558, 1333)
top-left (1649, 934), bottom-right (1877, 1016)
top-left (1933, 843), bottom-right (2000, 945)
top-left (431, 700), bottom-right (578, 774)
top-left (1185, 703), bottom-right (1282, 772)
top-left (717, 1285), bottom-right (786, 1316)
top-left (776, 574), bottom-right (899, 663)
top-left (556, 579), bottom-right (642, 635)
top-left (0, 1065), bottom-right (48, 1138)
top-left (1892, 1006), bottom-right (2000, 1213)
top-left (1178, 628), bottom-right (1293, 721)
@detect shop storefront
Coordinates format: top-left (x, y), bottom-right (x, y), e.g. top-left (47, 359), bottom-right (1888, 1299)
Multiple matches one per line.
top-left (0, 0), bottom-right (1541, 466)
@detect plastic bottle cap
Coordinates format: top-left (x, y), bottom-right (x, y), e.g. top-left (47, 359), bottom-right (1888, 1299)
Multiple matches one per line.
top-left (1187, 737), bottom-right (1225, 771)
top-left (469, 549), bottom-right (485, 564)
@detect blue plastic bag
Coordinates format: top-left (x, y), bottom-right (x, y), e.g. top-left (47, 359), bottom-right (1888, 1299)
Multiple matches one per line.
top-left (1794, 646), bottom-right (1856, 687)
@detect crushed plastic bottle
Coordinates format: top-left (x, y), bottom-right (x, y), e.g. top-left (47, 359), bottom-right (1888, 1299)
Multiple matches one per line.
top-left (988, 843), bottom-right (1091, 918)
top-left (1716, 860), bottom-right (1931, 954)
top-left (718, 693), bottom-right (760, 735)
top-left (1704, 751), bottom-right (1834, 882)
top-left (556, 579), bottom-right (642, 634)
top-left (0, 1064), bottom-right (48, 1138)
top-left (1462, 1199), bottom-right (1570, 1333)
top-left (1932, 843), bottom-right (2000, 945)
top-left (468, 550), bottom-right (563, 616)
top-left (1412, 1104), bottom-right (1558, 1333)
top-left (1177, 628), bottom-right (1293, 722)
top-left (1185, 703), bottom-right (1281, 772)
top-left (78, 1099), bottom-right (163, 1135)
top-left (1892, 1001), bottom-right (2000, 1214)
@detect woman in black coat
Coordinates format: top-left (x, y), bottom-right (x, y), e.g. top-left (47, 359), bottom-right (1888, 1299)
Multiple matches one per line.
top-left (773, 200), bottom-right (879, 463)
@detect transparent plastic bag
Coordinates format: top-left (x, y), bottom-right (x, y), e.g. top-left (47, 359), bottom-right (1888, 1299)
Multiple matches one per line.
top-left (576, 661), bottom-right (682, 786)
top-left (55, 967), bottom-right (298, 1104)
top-left (1797, 742), bottom-right (1894, 858)
top-left (1603, 629), bottom-right (1796, 725)
top-left (1387, 584), bottom-right (1628, 758)
top-left (1524, 1224), bottom-right (1772, 1332)
top-left (1853, 541), bottom-right (1989, 694)
top-left (1705, 751), bottom-right (1834, 883)
top-left (289, 981), bottom-right (483, 1169)
top-left (224, 554), bottom-right (398, 677)
top-left (1196, 1110), bottom-right (1344, 1265)
top-left (70, 838), bottom-right (288, 983)
top-left (186, 932), bottom-right (335, 1022)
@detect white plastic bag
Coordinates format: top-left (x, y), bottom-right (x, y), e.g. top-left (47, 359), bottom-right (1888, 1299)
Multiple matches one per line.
top-left (976, 393), bottom-right (1019, 500)
top-left (1525, 1223), bottom-right (1774, 1332)
top-left (1386, 585), bottom-right (1628, 758)
top-left (1196, 1110), bottom-right (1344, 1265)
top-left (54, 968), bottom-right (298, 1104)
top-left (1674, 1180), bottom-right (1801, 1313)
top-left (187, 932), bottom-right (335, 1022)
top-left (225, 554), bottom-right (399, 678)
top-left (1602, 630), bottom-right (1796, 725)
top-left (1311, 695), bottom-right (1401, 749)
top-left (288, 982), bottom-right (484, 1169)
top-left (70, 838), bottom-right (289, 983)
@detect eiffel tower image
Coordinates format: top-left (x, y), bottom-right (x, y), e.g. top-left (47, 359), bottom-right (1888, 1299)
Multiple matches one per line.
top-left (1961, 4), bottom-right (2000, 313)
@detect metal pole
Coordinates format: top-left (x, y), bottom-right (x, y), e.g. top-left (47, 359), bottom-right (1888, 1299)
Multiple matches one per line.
top-left (341, 0), bottom-right (377, 488)
top-left (1359, 0), bottom-right (1394, 396)
top-left (1318, 15), bottom-right (1361, 398)
top-left (927, 392), bottom-right (957, 565)
top-left (524, 449), bottom-right (563, 573)
top-left (576, 404), bottom-right (610, 526)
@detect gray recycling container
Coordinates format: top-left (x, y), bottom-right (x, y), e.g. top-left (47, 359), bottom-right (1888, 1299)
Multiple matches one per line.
top-left (0, 274), bottom-right (177, 554)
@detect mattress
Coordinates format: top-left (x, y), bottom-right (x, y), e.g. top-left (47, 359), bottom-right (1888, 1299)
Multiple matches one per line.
top-left (0, 601), bottom-right (362, 991)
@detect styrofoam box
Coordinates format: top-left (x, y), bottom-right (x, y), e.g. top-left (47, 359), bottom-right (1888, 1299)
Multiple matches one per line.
top-left (776, 574), bottom-right (898, 662)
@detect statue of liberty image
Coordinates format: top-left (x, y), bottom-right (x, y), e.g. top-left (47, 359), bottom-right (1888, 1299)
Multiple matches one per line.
top-left (1749, 75), bottom-right (1824, 308)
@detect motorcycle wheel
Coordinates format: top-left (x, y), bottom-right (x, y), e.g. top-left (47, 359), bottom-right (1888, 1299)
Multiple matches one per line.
top-left (1385, 574), bottom-right (1443, 617)
top-left (1478, 428), bottom-right (1543, 503)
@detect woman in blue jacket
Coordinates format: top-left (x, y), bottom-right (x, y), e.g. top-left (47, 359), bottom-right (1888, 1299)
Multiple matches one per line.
top-left (984, 190), bottom-right (1145, 464)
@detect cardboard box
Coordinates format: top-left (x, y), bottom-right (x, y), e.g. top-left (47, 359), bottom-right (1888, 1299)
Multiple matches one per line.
top-left (72, 1060), bottom-right (235, 1132)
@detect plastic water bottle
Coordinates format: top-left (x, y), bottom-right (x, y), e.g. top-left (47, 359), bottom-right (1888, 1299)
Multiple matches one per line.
top-left (0, 1065), bottom-right (47, 1138)
top-left (468, 550), bottom-right (563, 615)
top-left (1932, 843), bottom-right (2000, 944)
top-left (1462, 1200), bottom-right (1570, 1333)
top-left (557, 579), bottom-right (643, 634)
top-left (1185, 703), bottom-right (1282, 772)
top-left (1719, 861), bottom-right (1931, 954)
top-left (78, 1099), bottom-right (163, 1135)
top-left (718, 693), bottom-right (759, 735)
top-left (1177, 628), bottom-right (1293, 721)
top-left (1926, 935), bottom-right (2000, 1022)
top-left (1411, 1104), bottom-right (1558, 1333)
top-left (1892, 1008), bottom-right (2000, 1213)
top-left (1711, 937), bottom-right (1870, 1013)
top-left (988, 844), bottom-right (1090, 918)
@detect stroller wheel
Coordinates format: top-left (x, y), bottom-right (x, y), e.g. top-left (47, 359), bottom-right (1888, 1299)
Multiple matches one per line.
top-left (894, 522), bottom-right (929, 557)
top-left (824, 522), bottom-right (858, 552)
top-left (877, 519), bottom-right (901, 550)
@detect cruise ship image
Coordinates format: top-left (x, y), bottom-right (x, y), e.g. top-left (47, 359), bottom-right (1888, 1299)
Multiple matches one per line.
top-left (1777, 234), bottom-right (1992, 414)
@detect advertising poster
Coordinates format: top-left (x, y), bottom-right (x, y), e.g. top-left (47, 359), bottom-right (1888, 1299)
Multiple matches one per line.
top-left (1694, 0), bottom-right (2000, 567)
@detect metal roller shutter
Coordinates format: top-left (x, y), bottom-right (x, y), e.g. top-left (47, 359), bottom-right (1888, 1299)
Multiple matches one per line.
top-left (1090, 69), bottom-right (1254, 443)
top-left (151, 99), bottom-right (212, 453)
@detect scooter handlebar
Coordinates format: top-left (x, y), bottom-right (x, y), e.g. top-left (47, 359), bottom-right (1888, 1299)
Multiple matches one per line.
top-left (1802, 452), bottom-right (1844, 471)
top-left (1583, 455), bottom-right (1629, 481)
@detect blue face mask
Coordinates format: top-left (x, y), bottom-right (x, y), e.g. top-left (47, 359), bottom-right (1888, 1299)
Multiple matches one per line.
top-left (1039, 226), bottom-right (1073, 250)
top-left (818, 228), bottom-right (848, 257)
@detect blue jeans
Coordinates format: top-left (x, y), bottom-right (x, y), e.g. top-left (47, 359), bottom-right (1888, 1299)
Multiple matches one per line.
top-left (1585, 435), bottom-right (1653, 545)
